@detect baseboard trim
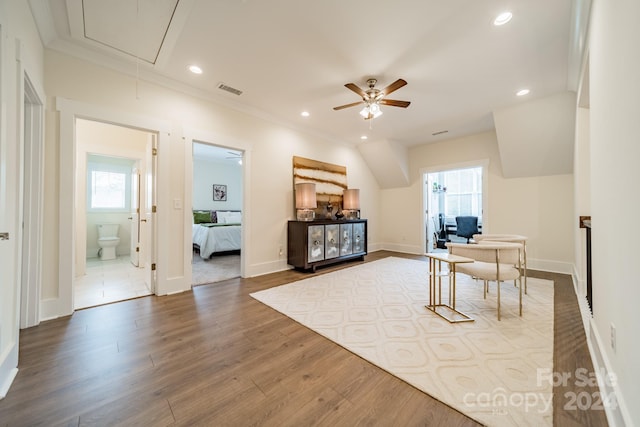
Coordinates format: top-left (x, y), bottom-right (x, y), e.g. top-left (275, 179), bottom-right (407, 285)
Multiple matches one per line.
top-left (247, 259), bottom-right (291, 277)
top-left (39, 297), bottom-right (63, 322)
top-left (381, 243), bottom-right (423, 255)
top-left (527, 258), bottom-right (573, 274)
top-left (0, 341), bottom-right (19, 400)
top-left (587, 320), bottom-right (631, 426)
top-left (570, 274), bottom-right (631, 427)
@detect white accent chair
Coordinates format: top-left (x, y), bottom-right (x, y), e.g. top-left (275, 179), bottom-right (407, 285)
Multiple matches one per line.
top-left (473, 234), bottom-right (528, 294)
top-left (447, 241), bottom-right (523, 320)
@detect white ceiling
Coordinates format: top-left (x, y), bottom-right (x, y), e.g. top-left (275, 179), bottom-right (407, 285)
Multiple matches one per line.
top-left (30, 0), bottom-right (581, 149)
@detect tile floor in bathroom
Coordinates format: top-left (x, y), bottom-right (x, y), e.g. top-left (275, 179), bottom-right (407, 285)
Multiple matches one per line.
top-left (74, 255), bottom-right (152, 310)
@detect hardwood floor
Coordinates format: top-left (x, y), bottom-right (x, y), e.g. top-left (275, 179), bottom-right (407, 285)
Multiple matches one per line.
top-left (0, 251), bottom-right (607, 426)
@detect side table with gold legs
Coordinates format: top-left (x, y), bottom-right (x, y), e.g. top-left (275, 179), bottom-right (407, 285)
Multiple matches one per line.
top-left (425, 252), bottom-right (475, 323)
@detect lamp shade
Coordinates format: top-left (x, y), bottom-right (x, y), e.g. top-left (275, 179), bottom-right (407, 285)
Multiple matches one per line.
top-left (295, 183), bottom-right (317, 209)
top-left (342, 189), bottom-right (360, 210)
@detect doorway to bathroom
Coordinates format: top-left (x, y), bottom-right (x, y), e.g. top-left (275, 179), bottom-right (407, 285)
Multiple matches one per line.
top-left (73, 119), bottom-right (155, 309)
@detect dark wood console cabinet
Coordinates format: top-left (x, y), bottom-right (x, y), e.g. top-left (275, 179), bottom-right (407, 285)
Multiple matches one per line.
top-left (287, 219), bottom-right (367, 271)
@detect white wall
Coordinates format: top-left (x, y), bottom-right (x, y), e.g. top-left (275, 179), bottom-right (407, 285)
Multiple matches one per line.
top-left (588, 0), bottom-right (640, 424)
top-left (42, 49), bottom-right (381, 313)
top-left (379, 131), bottom-right (575, 272)
top-left (193, 156), bottom-right (242, 211)
top-left (0, 0), bottom-right (45, 399)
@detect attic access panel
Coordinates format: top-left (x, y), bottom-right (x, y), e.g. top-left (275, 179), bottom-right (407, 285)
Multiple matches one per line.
top-left (82, 0), bottom-right (179, 64)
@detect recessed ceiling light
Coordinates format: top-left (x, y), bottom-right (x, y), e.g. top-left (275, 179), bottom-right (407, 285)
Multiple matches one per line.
top-left (494, 11), bottom-right (512, 26)
top-left (301, 111), bottom-right (310, 117)
top-left (516, 89), bottom-right (530, 96)
top-left (360, 135), bottom-right (368, 140)
top-left (189, 65), bottom-right (203, 74)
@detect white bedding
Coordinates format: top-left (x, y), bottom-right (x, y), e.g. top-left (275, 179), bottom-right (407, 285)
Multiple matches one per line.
top-left (192, 223), bottom-right (242, 258)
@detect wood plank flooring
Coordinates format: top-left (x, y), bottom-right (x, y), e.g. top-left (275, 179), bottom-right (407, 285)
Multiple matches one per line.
top-left (0, 251), bottom-right (608, 426)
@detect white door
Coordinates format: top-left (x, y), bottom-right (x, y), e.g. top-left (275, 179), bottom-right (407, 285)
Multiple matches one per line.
top-left (142, 134), bottom-right (157, 292)
top-left (129, 166), bottom-right (140, 267)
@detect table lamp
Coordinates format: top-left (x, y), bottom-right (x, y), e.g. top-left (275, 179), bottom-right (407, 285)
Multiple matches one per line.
top-left (342, 189), bottom-right (360, 219)
top-left (295, 183), bottom-right (317, 221)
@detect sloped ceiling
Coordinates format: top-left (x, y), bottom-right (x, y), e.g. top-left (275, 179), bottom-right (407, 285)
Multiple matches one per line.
top-left (358, 140), bottom-right (410, 189)
top-left (494, 91), bottom-right (576, 178)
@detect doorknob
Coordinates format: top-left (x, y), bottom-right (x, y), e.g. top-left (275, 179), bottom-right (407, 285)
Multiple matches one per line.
top-left (0, 232), bottom-right (8, 240)
top-left (140, 219), bottom-right (147, 222)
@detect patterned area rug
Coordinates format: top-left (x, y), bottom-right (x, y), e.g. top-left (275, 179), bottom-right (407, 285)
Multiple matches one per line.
top-left (251, 257), bottom-right (554, 426)
top-left (191, 251), bottom-right (240, 285)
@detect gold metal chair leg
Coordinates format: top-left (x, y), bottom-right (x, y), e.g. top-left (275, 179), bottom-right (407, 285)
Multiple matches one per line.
top-left (518, 277), bottom-right (523, 316)
top-left (497, 280), bottom-right (501, 321)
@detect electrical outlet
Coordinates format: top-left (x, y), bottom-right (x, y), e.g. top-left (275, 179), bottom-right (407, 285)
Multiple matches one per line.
top-left (278, 246), bottom-right (283, 257)
top-left (610, 323), bottom-right (616, 353)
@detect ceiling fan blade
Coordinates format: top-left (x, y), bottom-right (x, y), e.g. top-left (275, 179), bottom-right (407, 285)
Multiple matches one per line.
top-left (333, 101), bottom-right (364, 111)
top-left (379, 99), bottom-right (411, 108)
top-left (344, 83), bottom-right (366, 97)
top-left (381, 79), bottom-right (407, 96)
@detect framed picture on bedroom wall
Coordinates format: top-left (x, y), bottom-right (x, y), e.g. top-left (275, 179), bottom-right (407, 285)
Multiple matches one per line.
top-left (213, 184), bottom-right (227, 201)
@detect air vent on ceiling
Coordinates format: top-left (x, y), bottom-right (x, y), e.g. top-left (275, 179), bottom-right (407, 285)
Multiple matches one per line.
top-left (432, 130), bottom-right (449, 136)
top-left (217, 83), bottom-right (243, 96)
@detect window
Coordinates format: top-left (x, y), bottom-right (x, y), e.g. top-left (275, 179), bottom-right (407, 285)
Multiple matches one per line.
top-left (443, 167), bottom-right (482, 221)
top-left (87, 155), bottom-right (134, 212)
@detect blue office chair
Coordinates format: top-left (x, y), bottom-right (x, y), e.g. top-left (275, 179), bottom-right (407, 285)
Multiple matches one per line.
top-left (455, 216), bottom-right (479, 243)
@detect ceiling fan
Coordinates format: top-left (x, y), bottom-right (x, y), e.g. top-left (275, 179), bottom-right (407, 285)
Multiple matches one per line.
top-left (333, 78), bottom-right (411, 120)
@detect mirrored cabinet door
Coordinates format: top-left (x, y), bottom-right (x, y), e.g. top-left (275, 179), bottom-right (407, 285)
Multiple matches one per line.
top-left (325, 224), bottom-right (340, 259)
top-left (307, 225), bottom-right (325, 262)
top-left (353, 222), bottom-right (365, 254)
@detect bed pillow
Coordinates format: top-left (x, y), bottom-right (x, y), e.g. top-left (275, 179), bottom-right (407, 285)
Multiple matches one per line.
top-left (215, 211), bottom-right (229, 223)
top-left (213, 210), bottom-right (241, 224)
top-left (193, 210), bottom-right (212, 224)
top-left (225, 212), bottom-right (242, 224)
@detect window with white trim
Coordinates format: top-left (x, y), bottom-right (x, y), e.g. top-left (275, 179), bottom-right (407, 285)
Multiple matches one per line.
top-left (443, 167), bottom-right (483, 222)
top-left (87, 155), bottom-right (134, 212)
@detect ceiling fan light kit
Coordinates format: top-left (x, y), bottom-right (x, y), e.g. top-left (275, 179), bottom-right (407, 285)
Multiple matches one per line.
top-left (334, 78), bottom-right (411, 120)
top-left (360, 102), bottom-right (382, 119)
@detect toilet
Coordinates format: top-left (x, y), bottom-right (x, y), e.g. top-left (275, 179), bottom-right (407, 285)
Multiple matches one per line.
top-left (97, 224), bottom-right (120, 261)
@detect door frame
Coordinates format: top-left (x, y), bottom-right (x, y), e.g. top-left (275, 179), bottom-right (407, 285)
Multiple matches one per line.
top-left (76, 126), bottom-right (149, 278)
top-left (20, 73), bottom-right (45, 328)
top-left (420, 159), bottom-right (489, 254)
top-left (185, 128), bottom-right (252, 280)
top-left (50, 97), bottom-right (170, 318)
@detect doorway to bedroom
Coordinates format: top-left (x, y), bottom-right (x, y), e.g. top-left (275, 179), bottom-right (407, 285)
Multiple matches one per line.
top-left (191, 142), bottom-right (242, 285)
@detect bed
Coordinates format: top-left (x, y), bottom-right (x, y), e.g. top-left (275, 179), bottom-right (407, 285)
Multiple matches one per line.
top-left (192, 210), bottom-right (242, 258)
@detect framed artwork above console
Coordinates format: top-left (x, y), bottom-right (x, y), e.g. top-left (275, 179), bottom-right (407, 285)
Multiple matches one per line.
top-left (292, 156), bottom-right (348, 219)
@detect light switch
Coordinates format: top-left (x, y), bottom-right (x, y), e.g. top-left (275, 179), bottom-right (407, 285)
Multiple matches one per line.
top-left (173, 199), bottom-right (182, 209)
